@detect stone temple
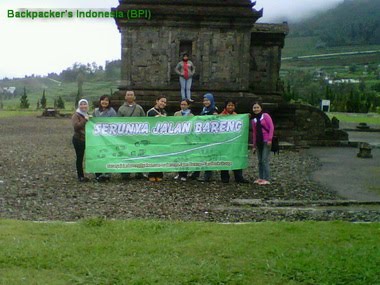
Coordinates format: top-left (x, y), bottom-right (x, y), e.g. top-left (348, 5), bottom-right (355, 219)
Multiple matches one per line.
top-left (111, 0), bottom-right (347, 146)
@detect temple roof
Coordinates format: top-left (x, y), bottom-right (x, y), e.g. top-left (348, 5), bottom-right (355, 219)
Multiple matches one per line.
top-left (114, 0), bottom-right (263, 28)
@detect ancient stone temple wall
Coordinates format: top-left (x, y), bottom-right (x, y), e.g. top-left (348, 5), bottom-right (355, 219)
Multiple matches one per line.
top-left (119, 26), bottom-right (252, 92)
top-left (111, 0), bottom-right (348, 146)
top-left (250, 23), bottom-right (288, 96)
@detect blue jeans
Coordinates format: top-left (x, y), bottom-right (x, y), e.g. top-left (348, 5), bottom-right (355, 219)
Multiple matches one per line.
top-left (179, 77), bottom-right (192, 100)
top-left (257, 143), bottom-right (270, 180)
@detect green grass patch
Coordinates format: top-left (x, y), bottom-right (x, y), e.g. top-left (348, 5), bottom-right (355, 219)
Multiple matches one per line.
top-left (1, 219), bottom-right (379, 284)
top-left (0, 110), bottom-right (40, 118)
top-left (328, 112), bottom-right (380, 125)
top-left (283, 36), bottom-right (380, 58)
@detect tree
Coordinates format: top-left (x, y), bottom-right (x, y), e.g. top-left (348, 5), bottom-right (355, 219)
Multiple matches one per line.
top-left (57, 96), bottom-right (65, 109)
top-left (75, 90), bottom-right (81, 108)
top-left (20, 87), bottom-right (30, 109)
top-left (40, 89), bottom-right (47, 109)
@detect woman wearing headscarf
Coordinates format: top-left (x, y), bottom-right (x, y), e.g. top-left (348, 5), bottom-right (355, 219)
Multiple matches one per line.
top-left (190, 93), bottom-right (218, 182)
top-left (251, 102), bottom-right (274, 185)
top-left (72, 99), bottom-right (90, 182)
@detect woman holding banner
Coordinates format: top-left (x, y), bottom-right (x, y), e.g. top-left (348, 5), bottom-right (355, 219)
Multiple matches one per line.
top-left (72, 99), bottom-right (90, 182)
top-left (92, 95), bottom-right (117, 182)
top-left (252, 102), bottom-right (274, 185)
top-left (190, 93), bottom-right (218, 182)
top-left (220, 100), bottom-right (249, 184)
top-left (174, 99), bottom-right (194, 181)
top-left (147, 96), bottom-right (167, 182)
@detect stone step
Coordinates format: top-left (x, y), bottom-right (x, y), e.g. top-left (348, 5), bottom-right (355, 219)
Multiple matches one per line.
top-left (231, 199), bottom-right (380, 207)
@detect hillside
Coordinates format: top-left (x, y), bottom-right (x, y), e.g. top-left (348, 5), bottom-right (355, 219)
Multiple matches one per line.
top-left (0, 61), bottom-right (121, 110)
top-left (290, 0), bottom-right (380, 47)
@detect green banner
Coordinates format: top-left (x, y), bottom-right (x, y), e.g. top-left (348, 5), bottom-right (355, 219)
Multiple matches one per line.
top-left (85, 114), bottom-right (249, 173)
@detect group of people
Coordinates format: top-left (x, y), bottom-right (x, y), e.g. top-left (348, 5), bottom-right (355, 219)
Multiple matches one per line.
top-left (72, 90), bottom-right (275, 186)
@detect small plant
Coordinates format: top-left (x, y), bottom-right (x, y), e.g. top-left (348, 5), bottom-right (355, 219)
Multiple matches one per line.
top-left (40, 89), bottom-right (47, 109)
top-left (82, 216), bottom-right (107, 227)
top-left (19, 87), bottom-right (30, 109)
top-left (57, 96), bottom-right (65, 109)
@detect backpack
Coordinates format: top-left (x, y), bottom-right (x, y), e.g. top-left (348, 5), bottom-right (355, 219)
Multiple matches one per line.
top-left (271, 136), bottom-right (280, 155)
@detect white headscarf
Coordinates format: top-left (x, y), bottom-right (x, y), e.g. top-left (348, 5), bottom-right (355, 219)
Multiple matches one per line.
top-left (76, 99), bottom-right (89, 117)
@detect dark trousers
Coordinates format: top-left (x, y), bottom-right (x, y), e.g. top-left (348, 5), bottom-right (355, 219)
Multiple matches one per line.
top-left (178, 171), bottom-right (188, 178)
top-left (72, 136), bottom-right (85, 179)
top-left (190, 171), bottom-right (212, 180)
top-left (220, 169), bottom-right (244, 183)
top-left (148, 172), bottom-right (163, 178)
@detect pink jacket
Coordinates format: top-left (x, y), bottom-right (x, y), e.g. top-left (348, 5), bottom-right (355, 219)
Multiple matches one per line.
top-left (251, 113), bottom-right (274, 147)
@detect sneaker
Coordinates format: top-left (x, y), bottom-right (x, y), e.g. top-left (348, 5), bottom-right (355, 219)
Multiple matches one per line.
top-left (188, 99), bottom-right (194, 102)
top-left (180, 177), bottom-right (187, 182)
top-left (78, 177), bottom-right (90, 183)
top-left (156, 177), bottom-right (163, 182)
top-left (174, 175), bottom-right (179, 180)
top-left (258, 180), bottom-right (271, 185)
top-left (254, 179), bottom-right (262, 184)
top-left (96, 175), bottom-right (108, 183)
top-left (148, 177), bottom-right (156, 182)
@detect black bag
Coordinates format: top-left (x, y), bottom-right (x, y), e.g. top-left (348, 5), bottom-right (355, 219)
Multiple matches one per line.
top-left (271, 136), bottom-right (280, 155)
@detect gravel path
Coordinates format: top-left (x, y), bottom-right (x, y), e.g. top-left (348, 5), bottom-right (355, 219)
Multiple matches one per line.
top-left (1, 115), bottom-right (375, 222)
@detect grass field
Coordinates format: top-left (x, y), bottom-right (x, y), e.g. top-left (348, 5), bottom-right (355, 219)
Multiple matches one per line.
top-left (328, 112), bottom-right (380, 125)
top-left (283, 36), bottom-right (380, 58)
top-left (0, 219), bottom-right (379, 285)
top-left (0, 77), bottom-right (118, 111)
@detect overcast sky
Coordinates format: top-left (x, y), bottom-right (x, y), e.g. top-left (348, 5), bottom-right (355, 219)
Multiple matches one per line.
top-left (0, 0), bottom-right (344, 79)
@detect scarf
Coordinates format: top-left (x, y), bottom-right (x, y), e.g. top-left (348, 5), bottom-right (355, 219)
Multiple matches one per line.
top-left (254, 112), bottom-right (264, 146)
top-left (201, 93), bottom-right (216, 115)
top-left (221, 109), bottom-right (237, 115)
top-left (76, 99), bottom-right (88, 117)
top-left (181, 109), bottom-right (191, 116)
top-left (183, 60), bottom-right (189, 80)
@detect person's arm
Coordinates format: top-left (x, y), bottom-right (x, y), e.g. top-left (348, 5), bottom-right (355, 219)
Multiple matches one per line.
top-left (117, 105), bottom-right (124, 117)
top-left (265, 114), bottom-right (275, 145)
top-left (139, 106), bottom-right (146, 117)
top-left (109, 107), bottom-right (117, 117)
top-left (175, 62), bottom-right (183, 76)
top-left (251, 120), bottom-right (257, 151)
top-left (72, 113), bottom-right (87, 132)
top-left (190, 61), bottom-right (195, 76)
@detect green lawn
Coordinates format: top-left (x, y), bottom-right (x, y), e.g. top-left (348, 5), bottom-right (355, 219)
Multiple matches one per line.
top-left (0, 110), bottom-right (40, 118)
top-left (328, 112), bottom-right (380, 125)
top-left (1, 219), bottom-right (379, 285)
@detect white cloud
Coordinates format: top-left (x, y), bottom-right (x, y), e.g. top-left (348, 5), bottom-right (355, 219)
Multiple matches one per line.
top-left (255, 0), bottom-right (344, 23)
top-left (0, 0), bottom-right (346, 78)
top-left (0, 0), bottom-right (120, 78)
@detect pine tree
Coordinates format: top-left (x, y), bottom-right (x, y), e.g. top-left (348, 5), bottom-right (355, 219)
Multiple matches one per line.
top-left (20, 87), bottom-right (30, 109)
top-left (40, 89), bottom-right (47, 109)
top-left (75, 90), bottom-right (81, 108)
top-left (57, 96), bottom-right (65, 109)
